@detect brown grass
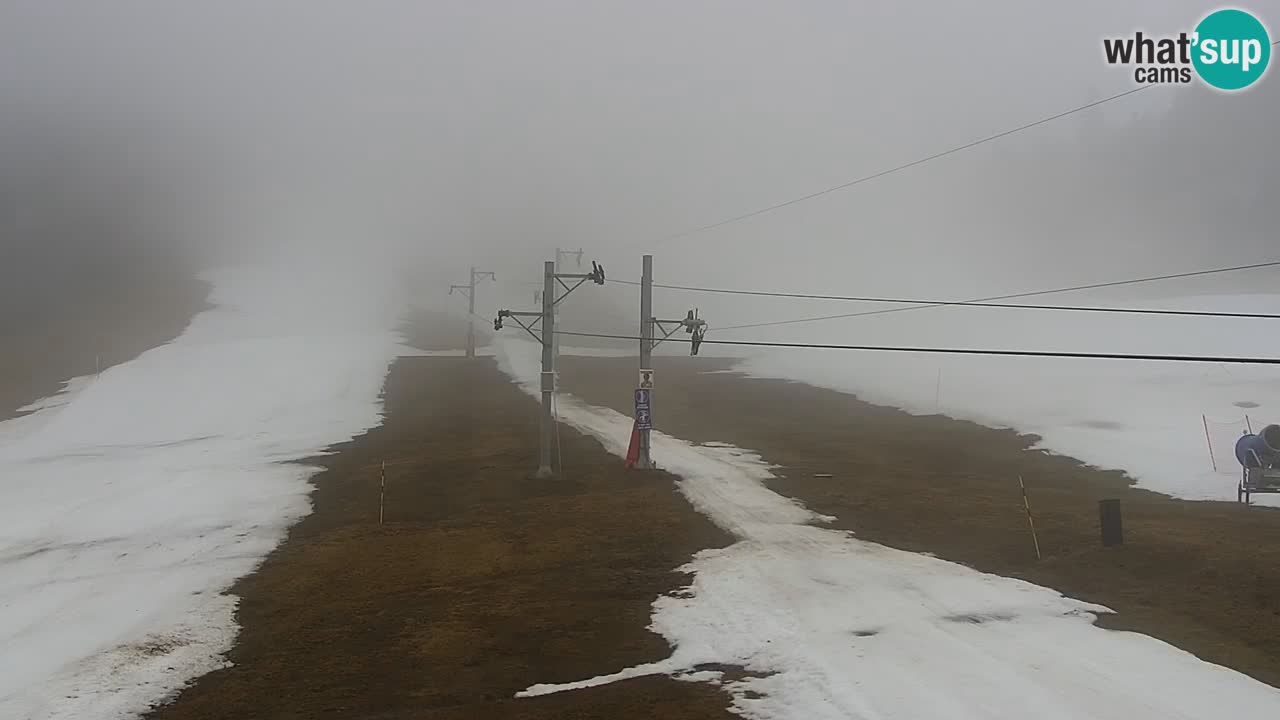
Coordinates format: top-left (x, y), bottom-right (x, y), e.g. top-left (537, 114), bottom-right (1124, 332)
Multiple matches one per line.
top-left (560, 355), bottom-right (1280, 689)
top-left (148, 355), bottom-right (736, 720)
top-left (0, 275), bottom-right (209, 420)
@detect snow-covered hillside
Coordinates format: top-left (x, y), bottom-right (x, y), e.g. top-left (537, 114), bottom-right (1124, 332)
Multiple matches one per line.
top-left (499, 336), bottom-right (1280, 719)
top-left (732, 293), bottom-right (1280, 503)
top-left (0, 267), bottom-right (402, 719)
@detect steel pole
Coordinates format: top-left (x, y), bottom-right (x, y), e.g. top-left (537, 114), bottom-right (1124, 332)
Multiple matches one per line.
top-left (466, 266), bottom-right (477, 359)
top-left (638, 254), bottom-right (654, 469)
top-left (537, 260), bottom-right (555, 478)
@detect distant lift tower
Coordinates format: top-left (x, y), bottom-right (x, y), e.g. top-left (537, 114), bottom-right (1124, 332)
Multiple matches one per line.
top-left (449, 267), bottom-right (496, 358)
top-left (494, 258), bottom-right (606, 478)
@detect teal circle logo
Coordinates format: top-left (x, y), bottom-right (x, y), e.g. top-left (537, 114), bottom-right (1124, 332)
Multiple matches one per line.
top-left (1192, 9), bottom-right (1271, 90)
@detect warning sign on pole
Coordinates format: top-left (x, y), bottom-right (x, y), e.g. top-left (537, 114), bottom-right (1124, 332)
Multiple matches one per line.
top-left (639, 368), bottom-right (655, 389)
top-left (635, 387), bottom-right (652, 430)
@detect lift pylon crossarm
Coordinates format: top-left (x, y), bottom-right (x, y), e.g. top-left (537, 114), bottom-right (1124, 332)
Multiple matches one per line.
top-left (651, 309), bottom-right (708, 355)
top-left (495, 257), bottom-right (606, 478)
top-left (494, 309), bottom-right (544, 344)
top-left (546, 259), bottom-right (606, 308)
top-left (650, 320), bottom-right (685, 346)
top-left (555, 262), bottom-right (605, 284)
top-left (554, 275), bottom-right (589, 301)
top-left (451, 267), bottom-right (497, 358)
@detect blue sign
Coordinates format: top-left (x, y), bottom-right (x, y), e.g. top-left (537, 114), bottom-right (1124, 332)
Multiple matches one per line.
top-left (634, 387), bottom-right (652, 430)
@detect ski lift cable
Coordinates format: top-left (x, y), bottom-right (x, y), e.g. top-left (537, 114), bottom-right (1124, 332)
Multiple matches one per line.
top-left (553, 330), bottom-right (1280, 365)
top-left (609, 260), bottom-right (1280, 329)
top-left (631, 39), bottom-right (1280, 251)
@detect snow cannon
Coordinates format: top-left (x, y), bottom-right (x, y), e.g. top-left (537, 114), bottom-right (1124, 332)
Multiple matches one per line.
top-left (1235, 425), bottom-right (1280, 468)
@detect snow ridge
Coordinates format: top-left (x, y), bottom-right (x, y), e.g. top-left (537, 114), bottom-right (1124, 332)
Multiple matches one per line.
top-left (496, 336), bottom-right (1280, 720)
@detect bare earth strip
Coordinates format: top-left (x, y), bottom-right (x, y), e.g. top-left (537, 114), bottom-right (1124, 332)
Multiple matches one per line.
top-left (141, 330), bottom-right (1280, 717)
top-left (0, 272), bottom-right (210, 420)
top-left (559, 355), bottom-right (1280, 690)
top-left (147, 349), bottom-right (737, 719)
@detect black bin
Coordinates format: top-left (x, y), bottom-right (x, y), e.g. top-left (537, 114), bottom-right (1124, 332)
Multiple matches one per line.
top-left (1099, 498), bottom-right (1123, 547)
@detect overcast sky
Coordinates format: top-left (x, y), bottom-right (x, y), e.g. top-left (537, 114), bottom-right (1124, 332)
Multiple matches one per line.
top-left (2, 1), bottom-right (1278, 338)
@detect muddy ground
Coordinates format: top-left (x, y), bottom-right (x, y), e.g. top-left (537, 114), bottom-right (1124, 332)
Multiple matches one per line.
top-left (399, 307), bottom-right (490, 353)
top-left (0, 273), bottom-right (208, 420)
top-left (560, 355), bottom-right (1280, 688)
top-left (148, 350), bottom-right (736, 719)
top-left (147, 333), bottom-right (1280, 719)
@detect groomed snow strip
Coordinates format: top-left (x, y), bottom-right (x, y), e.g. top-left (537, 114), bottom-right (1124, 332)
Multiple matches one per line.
top-left (495, 336), bottom-right (1280, 720)
top-left (0, 266), bottom-right (403, 720)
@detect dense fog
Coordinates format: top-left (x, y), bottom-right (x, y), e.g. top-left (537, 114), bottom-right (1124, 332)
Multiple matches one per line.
top-left (2, 1), bottom-right (1277, 342)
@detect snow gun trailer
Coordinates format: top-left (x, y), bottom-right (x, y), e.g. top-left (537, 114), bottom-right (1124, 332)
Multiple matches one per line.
top-left (1235, 424), bottom-right (1280, 504)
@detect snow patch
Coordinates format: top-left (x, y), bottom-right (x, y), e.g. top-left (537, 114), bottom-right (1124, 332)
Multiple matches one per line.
top-left (495, 336), bottom-right (1280, 719)
top-left (0, 266), bottom-right (402, 720)
top-left (732, 293), bottom-right (1280, 505)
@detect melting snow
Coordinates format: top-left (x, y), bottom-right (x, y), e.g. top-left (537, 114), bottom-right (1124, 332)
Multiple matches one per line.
top-left (497, 336), bottom-right (1280, 719)
top-left (732, 293), bottom-right (1280, 505)
top-left (0, 266), bottom-right (403, 720)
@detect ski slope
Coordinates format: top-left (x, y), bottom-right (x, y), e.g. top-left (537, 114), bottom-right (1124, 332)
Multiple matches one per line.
top-left (0, 267), bottom-right (403, 720)
top-left (497, 336), bottom-right (1280, 719)
top-left (728, 293), bottom-right (1280, 504)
